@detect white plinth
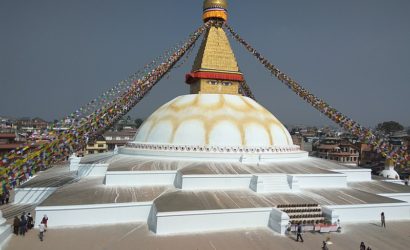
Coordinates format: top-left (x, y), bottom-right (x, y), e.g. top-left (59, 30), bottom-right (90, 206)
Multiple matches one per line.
top-left (268, 208), bottom-right (290, 235)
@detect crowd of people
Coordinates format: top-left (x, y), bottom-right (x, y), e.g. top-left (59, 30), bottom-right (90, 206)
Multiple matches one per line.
top-left (12, 212), bottom-right (34, 236)
top-left (225, 23), bottom-right (410, 167)
top-left (12, 213), bottom-right (48, 241)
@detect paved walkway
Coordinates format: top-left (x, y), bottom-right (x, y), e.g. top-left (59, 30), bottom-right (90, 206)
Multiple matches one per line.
top-left (3, 221), bottom-right (410, 250)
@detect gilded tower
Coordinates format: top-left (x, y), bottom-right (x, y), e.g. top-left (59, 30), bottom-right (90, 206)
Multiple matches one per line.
top-left (185, 0), bottom-right (244, 95)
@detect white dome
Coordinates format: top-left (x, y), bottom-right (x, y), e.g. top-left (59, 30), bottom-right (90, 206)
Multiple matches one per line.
top-left (133, 94), bottom-right (293, 147)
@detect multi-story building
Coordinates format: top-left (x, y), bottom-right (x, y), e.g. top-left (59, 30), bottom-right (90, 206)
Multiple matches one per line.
top-left (0, 132), bottom-right (20, 157)
top-left (85, 139), bottom-right (108, 155)
top-left (16, 117), bottom-right (49, 131)
top-left (315, 137), bottom-right (360, 166)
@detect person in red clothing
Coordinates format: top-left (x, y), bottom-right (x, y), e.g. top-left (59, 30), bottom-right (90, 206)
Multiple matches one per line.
top-left (41, 215), bottom-right (48, 230)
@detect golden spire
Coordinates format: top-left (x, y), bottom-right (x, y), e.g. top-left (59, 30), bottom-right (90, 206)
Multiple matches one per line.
top-left (186, 0), bottom-right (243, 95)
top-left (202, 0), bottom-right (228, 22)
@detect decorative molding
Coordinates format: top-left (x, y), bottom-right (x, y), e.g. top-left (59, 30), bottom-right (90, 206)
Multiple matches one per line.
top-left (126, 142), bottom-right (301, 154)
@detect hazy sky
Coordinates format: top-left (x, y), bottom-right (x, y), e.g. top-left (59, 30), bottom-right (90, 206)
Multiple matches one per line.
top-left (1, 0), bottom-right (409, 127)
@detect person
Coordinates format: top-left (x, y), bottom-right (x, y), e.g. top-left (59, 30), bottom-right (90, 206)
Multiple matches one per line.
top-left (405, 178), bottom-right (408, 186)
top-left (360, 242), bottom-right (366, 250)
top-left (13, 216), bottom-right (20, 235)
top-left (366, 247), bottom-right (372, 250)
top-left (381, 212), bottom-right (386, 228)
top-left (38, 222), bottom-right (46, 241)
top-left (322, 241), bottom-right (329, 250)
top-left (336, 218), bottom-right (341, 232)
top-left (296, 222), bottom-right (304, 242)
top-left (41, 215), bottom-right (48, 230)
top-left (19, 213), bottom-right (27, 236)
top-left (27, 213), bottom-right (34, 230)
top-left (5, 191), bottom-right (9, 204)
top-left (0, 192), bottom-right (4, 205)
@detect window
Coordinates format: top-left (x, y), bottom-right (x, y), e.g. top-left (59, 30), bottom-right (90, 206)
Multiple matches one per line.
top-left (124, 136), bottom-right (130, 140)
top-left (105, 136), bottom-right (112, 140)
top-left (116, 136), bottom-right (121, 140)
top-left (98, 144), bottom-right (104, 148)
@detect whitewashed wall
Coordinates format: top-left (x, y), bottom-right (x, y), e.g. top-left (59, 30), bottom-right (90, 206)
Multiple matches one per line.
top-left (153, 208), bottom-right (272, 235)
top-left (104, 171), bottom-right (176, 186)
top-left (180, 175), bottom-right (252, 190)
top-left (323, 203), bottom-right (410, 222)
top-left (290, 174), bottom-right (347, 188)
top-left (34, 202), bottom-right (152, 227)
top-left (333, 169), bottom-right (371, 182)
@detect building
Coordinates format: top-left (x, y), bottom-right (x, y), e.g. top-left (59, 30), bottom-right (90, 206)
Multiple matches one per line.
top-left (315, 137), bottom-right (359, 166)
top-left (0, 133), bottom-right (20, 157)
top-left (103, 128), bottom-right (138, 150)
top-left (16, 117), bottom-right (49, 131)
top-left (85, 138), bottom-right (108, 155)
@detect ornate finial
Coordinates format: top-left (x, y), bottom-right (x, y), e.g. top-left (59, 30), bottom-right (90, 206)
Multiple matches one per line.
top-left (202, 0), bottom-right (228, 22)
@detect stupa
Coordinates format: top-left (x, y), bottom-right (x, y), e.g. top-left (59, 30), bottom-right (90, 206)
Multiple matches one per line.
top-left (9, 0), bottom-right (410, 238)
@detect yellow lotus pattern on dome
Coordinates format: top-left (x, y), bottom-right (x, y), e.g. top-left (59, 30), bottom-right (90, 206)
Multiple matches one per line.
top-left (134, 94), bottom-right (293, 147)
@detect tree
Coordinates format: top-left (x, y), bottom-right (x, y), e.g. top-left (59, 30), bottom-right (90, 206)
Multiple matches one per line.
top-left (134, 118), bottom-right (144, 128)
top-left (376, 121), bottom-right (404, 134)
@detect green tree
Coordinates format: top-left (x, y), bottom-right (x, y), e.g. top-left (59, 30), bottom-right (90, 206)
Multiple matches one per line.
top-left (376, 121), bottom-right (404, 134)
top-left (134, 118), bottom-right (144, 128)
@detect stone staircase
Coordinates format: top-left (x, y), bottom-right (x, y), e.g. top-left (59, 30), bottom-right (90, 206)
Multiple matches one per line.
top-left (250, 174), bottom-right (291, 193)
top-left (277, 203), bottom-right (326, 225)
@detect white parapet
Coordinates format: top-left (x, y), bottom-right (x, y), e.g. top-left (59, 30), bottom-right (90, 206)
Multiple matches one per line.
top-left (322, 203), bottom-right (410, 222)
top-left (268, 208), bottom-right (290, 235)
top-left (378, 193), bottom-right (410, 203)
top-left (69, 154), bottom-right (81, 172)
top-left (35, 202), bottom-right (152, 227)
top-left (180, 174), bottom-right (252, 190)
top-left (151, 207), bottom-right (273, 235)
top-left (332, 169), bottom-right (372, 182)
top-left (250, 174), bottom-right (291, 193)
top-left (77, 164), bottom-right (108, 177)
top-left (105, 171), bottom-right (177, 186)
top-left (289, 173), bottom-right (347, 188)
top-left (13, 187), bottom-right (57, 204)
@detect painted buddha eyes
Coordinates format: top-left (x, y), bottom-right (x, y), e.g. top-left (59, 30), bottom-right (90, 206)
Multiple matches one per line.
top-left (207, 80), bottom-right (232, 86)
